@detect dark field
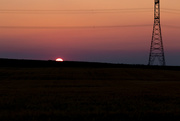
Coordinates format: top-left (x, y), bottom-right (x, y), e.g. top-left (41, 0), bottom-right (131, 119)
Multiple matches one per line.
top-left (0, 61), bottom-right (180, 120)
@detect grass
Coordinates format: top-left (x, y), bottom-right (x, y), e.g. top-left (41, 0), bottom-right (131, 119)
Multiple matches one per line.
top-left (0, 67), bottom-right (180, 120)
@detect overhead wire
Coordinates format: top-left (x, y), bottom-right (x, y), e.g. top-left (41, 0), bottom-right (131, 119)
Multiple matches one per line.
top-left (161, 11), bottom-right (180, 15)
top-left (0, 8), bottom-right (153, 12)
top-left (0, 24), bottom-right (179, 30)
top-left (0, 8), bottom-right (153, 29)
top-left (0, 7), bottom-right (179, 30)
top-left (0, 24), bottom-right (153, 29)
top-left (162, 25), bottom-right (180, 29)
top-left (0, 8), bottom-right (153, 14)
top-left (0, 7), bottom-right (179, 13)
top-left (161, 8), bottom-right (180, 14)
top-left (161, 8), bottom-right (180, 12)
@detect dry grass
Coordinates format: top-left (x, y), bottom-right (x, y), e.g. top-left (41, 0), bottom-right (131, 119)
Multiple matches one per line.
top-left (0, 67), bottom-right (180, 121)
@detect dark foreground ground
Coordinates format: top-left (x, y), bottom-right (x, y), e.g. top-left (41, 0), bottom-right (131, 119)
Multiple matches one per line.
top-left (0, 59), bottom-right (180, 121)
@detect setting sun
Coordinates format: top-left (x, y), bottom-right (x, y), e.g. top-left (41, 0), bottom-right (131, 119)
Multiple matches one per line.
top-left (56, 58), bottom-right (64, 62)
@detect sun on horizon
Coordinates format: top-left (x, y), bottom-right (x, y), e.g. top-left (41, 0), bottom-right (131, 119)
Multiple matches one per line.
top-left (56, 58), bottom-right (64, 62)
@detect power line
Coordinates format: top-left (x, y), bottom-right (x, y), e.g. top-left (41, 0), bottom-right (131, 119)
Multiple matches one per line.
top-left (0, 8), bottom-right (153, 12)
top-left (0, 8), bottom-right (179, 12)
top-left (0, 11), bottom-right (153, 14)
top-left (2, 8), bottom-right (179, 13)
top-left (161, 8), bottom-right (180, 15)
top-left (1, 8), bottom-right (180, 15)
top-left (161, 11), bottom-right (180, 15)
top-left (162, 25), bottom-right (180, 29)
top-left (161, 8), bottom-right (180, 12)
top-left (0, 8), bottom-right (153, 14)
top-left (0, 24), bottom-right (152, 29)
top-left (0, 24), bottom-right (178, 30)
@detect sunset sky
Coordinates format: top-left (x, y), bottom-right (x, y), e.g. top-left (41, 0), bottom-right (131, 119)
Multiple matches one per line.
top-left (0, 0), bottom-right (180, 65)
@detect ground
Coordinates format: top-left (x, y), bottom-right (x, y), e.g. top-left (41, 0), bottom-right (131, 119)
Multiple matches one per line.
top-left (0, 62), bottom-right (180, 121)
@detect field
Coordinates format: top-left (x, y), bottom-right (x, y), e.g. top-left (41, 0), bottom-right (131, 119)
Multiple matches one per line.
top-left (0, 60), bottom-right (180, 121)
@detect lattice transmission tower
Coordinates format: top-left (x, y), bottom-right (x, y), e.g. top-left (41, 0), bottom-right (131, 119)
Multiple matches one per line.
top-left (148, 0), bottom-right (165, 66)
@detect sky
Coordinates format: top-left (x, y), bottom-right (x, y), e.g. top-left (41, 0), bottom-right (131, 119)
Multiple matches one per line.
top-left (0, 0), bottom-right (180, 65)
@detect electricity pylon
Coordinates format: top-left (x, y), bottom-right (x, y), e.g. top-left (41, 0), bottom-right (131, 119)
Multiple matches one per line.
top-left (148, 0), bottom-right (165, 66)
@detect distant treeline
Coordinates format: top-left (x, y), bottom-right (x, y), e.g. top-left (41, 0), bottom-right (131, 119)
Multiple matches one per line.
top-left (0, 58), bottom-right (180, 71)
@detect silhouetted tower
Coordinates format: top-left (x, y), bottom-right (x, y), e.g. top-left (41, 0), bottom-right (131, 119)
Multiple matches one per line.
top-left (148, 0), bottom-right (165, 66)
